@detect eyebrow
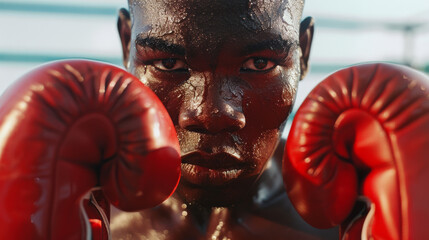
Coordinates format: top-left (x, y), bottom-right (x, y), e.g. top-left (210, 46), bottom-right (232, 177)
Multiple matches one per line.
top-left (136, 36), bottom-right (186, 55)
top-left (241, 38), bottom-right (296, 56)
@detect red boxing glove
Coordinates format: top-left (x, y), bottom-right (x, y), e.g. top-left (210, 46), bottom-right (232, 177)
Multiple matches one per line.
top-left (0, 60), bottom-right (181, 239)
top-left (283, 63), bottom-right (429, 240)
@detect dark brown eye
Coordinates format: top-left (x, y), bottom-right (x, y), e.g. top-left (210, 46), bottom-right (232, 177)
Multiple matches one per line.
top-left (241, 57), bottom-right (276, 72)
top-left (253, 58), bottom-right (268, 69)
top-left (153, 58), bottom-right (188, 71)
top-left (161, 59), bottom-right (177, 69)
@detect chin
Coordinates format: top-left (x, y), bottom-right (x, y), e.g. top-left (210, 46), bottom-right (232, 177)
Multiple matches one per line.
top-left (176, 176), bottom-right (258, 208)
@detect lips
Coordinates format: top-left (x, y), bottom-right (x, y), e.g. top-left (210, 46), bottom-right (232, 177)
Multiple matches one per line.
top-left (180, 151), bottom-right (246, 186)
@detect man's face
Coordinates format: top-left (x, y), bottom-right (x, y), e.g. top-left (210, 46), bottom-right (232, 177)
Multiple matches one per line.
top-left (120, 0), bottom-right (311, 206)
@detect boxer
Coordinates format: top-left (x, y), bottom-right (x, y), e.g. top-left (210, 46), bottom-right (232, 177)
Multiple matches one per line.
top-left (112, 0), bottom-right (338, 239)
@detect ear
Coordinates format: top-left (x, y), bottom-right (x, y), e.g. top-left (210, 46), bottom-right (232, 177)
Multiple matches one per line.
top-left (117, 8), bottom-right (132, 69)
top-left (299, 17), bottom-right (314, 80)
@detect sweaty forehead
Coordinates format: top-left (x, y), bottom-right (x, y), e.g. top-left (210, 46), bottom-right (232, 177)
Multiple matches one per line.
top-left (129, 0), bottom-right (303, 31)
top-left (129, 0), bottom-right (303, 56)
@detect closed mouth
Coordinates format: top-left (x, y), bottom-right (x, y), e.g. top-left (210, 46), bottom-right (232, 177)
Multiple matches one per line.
top-left (180, 151), bottom-right (246, 186)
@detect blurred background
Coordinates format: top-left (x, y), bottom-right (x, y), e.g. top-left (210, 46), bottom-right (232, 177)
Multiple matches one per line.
top-left (1, 0), bottom-right (428, 135)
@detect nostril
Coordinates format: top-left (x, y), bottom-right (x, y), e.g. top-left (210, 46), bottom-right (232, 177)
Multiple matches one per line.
top-left (185, 125), bottom-right (211, 134)
top-left (225, 125), bottom-right (242, 133)
top-left (179, 112), bottom-right (208, 133)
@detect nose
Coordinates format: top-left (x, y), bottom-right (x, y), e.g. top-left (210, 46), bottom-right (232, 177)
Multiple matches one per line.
top-left (178, 73), bottom-right (246, 134)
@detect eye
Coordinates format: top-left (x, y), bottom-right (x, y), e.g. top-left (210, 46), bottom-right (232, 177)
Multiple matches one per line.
top-left (153, 58), bottom-right (188, 71)
top-left (241, 58), bottom-right (276, 72)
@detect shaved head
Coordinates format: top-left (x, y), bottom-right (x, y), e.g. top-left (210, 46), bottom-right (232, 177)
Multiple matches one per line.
top-left (127, 0), bottom-right (305, 33)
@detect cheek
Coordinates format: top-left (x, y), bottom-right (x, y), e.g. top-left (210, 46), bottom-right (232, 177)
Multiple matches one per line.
top-left (131, 66), bottom-right (184, 124)
top-left (242, 128), bottom-right (280, 172)
top-left (243, 71), bottom-right (296, 130)
top-left (239, 71), bottom-right (296, 172)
